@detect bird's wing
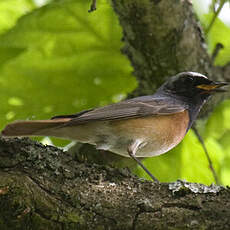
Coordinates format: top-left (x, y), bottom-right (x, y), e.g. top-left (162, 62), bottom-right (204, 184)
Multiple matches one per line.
top-left (52, 96), bottom-right (188, 125)
top-left (2, 96), bottom-right (187, 137)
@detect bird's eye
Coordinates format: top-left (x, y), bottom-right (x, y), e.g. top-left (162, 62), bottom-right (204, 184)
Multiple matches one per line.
top-left (183, 77), bottom-right (193, 84)
top-left (186, 77), bottom-right (194, 82)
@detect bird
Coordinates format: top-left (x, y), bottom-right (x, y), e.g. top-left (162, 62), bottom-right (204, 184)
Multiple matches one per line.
top-left (1, 72), bottom-right (228, 182)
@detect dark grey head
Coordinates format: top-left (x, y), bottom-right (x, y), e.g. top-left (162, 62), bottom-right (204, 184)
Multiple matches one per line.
top-left (158, 72), bottom-right (228, 103)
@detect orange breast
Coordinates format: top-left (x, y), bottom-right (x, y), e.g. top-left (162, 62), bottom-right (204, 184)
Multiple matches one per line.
top-left (109, 110), bottom-right (189, 157)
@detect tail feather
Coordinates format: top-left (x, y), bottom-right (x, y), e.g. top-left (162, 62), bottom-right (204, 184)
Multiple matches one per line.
top-left (1, 118), bottom-right (71, 137)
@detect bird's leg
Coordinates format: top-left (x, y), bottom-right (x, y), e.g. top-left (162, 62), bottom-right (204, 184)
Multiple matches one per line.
top-left (127, 140), bottom-right (159, 182)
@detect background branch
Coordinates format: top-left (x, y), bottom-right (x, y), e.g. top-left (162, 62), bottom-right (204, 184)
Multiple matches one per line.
top-left (193, 125), bottom-right (219, 185)
top-left (88, 0), bottom-right (97, 12)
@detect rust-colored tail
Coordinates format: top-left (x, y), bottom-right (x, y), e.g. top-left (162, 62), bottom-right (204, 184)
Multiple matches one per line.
top-left (1, 118), bottom-right (71, 137)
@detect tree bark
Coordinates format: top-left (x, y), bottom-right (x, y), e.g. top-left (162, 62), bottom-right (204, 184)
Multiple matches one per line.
top-left (1, 0), bottom-right (230, 229)
top-left (1, 137), bottom-right (230, 230)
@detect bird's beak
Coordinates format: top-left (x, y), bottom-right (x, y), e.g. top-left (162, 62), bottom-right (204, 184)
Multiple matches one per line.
top-left (196, 82), bottom-right (229, 93)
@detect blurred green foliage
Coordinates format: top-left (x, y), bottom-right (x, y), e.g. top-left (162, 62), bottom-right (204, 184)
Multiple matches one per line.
top-left (203, 14), bottom-right (230, 66)
top-left (0, 0), bottom-right (136, 124)
top-left (0, 0), bottom-right (230, 185)
top-left (0, 0), bottom-right (35, 33)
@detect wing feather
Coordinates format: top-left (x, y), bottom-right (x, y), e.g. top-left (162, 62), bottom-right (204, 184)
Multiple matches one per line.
top-left (52, 96), bottom-right (188, 126)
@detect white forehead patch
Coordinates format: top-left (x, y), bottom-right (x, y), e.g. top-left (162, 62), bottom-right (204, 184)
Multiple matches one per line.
top-left (187, 72), bottom-right (208, 79)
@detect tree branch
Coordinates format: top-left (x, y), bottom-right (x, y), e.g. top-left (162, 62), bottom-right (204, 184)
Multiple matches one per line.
top-left (0, 137), bottom-right (230, 229)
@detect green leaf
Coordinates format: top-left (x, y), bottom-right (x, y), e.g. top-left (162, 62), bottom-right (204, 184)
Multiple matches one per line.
top-left (0, 0), bottom-right (136, 130)
top-left (205, 100), bottom-right (230, 139)
top-left (218, 131), bottom-right (230, 185)
top-left (180, 130), bottom-right (224, 185)
top-left (219, 142), bottom-right (230, 185)
top-left (0, 0), bottom-right (35, 34)
top-left (202, 13), bottom-right (230, 66)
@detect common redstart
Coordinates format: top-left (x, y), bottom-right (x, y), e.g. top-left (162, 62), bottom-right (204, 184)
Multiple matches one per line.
top-left (2, 72), bottom-right (228, 182)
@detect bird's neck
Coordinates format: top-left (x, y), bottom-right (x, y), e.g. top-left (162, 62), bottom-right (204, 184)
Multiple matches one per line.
top-left (176, 95), bottom-right (209, 130)
top-left (186, 98), bottom-right (208, 130)
top-left (155, 90), bottom-right (209, 131)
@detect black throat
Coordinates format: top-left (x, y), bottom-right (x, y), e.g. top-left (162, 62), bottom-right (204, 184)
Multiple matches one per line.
top-left (155, 89), bottom-right (210, 131)
top-left (186, 96), bottom-right (209, 130)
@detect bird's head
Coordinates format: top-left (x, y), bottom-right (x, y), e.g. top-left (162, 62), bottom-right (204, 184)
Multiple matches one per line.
top-left (160, 72), bottom-right (228, 101)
